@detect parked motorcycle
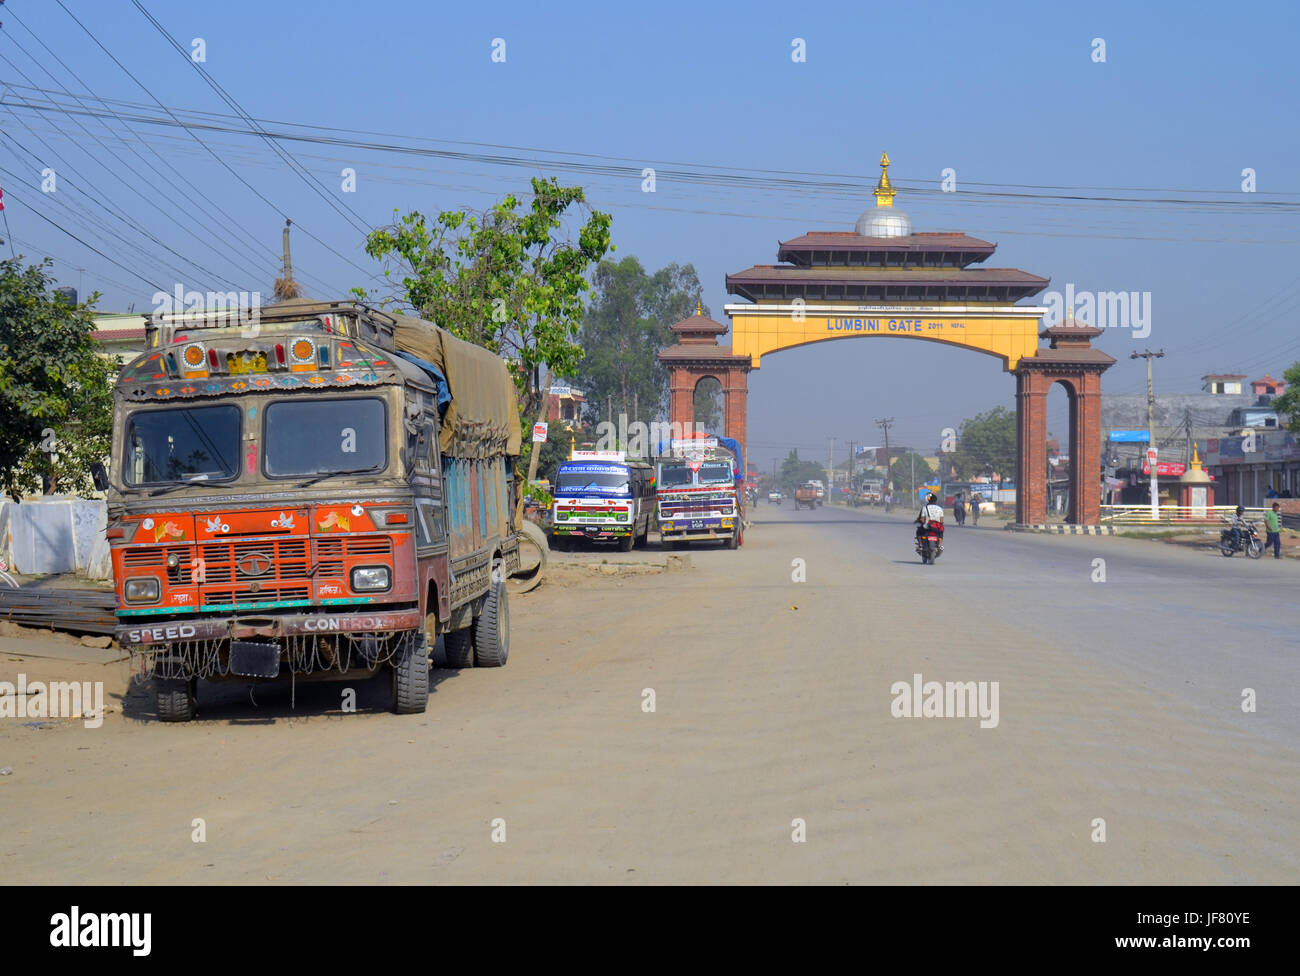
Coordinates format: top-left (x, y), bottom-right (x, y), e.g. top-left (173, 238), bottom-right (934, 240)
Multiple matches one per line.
top-left (1219, 520), bottom-right (1263, 558)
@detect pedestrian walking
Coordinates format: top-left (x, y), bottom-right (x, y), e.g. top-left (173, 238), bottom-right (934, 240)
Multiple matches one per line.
top-left (954, 492), bottom-right (966, 526)
top-left (1265, 502), bottom-right (1283, 559)
top-left (970, 491), bottom-right (981, 526)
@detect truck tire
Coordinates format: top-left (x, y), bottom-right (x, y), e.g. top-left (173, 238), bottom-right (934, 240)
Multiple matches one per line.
top-left (156, 678), bottom-right (196, 723)
top-left (727, 529), bottom-right (739, 550)
top-left (473, 578), bottom-right (510, 668)
top-left (618, 532), bottom-right (634, 552)
top-left (392, 632), bottom-right (429, 714)
top-left (443, 628), bottom-right (474, 669)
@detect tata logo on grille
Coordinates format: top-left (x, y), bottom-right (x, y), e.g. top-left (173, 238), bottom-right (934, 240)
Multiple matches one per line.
top-left (236, 552), bottom-right (274, 577)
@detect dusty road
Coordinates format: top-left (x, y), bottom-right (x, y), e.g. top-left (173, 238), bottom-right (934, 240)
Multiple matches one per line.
top-left (2, 504), bottom-right (1297, 883)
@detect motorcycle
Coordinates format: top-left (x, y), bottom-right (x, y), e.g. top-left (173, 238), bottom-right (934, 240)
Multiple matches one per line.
top-left (915, 523), bottom-right (943, 565)
top-left (1219, 521), bottom-right (1263, 558)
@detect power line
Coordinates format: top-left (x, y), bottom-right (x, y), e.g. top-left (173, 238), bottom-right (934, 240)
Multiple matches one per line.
top-left (0, 180), bottom-right (162, 290)
top-left (4, 6), bottom-right (283, 287)
top-left (48, 0), bottom-right (377, 286)
top-left (128, 0), bottom-right (373, 238)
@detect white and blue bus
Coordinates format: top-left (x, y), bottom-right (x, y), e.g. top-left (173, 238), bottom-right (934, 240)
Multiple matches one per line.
top-left (551, 451), bottom-right (654, 551)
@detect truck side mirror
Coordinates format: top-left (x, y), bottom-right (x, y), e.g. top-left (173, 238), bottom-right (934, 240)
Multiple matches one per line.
top-left (90, 462), bottom-right (110, 492)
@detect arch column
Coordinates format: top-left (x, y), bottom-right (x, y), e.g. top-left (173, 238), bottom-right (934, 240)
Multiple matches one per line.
top-left (658, 307), bottom-right (753, 461)
top-left (1014, 325), bottom-right (1115, 526)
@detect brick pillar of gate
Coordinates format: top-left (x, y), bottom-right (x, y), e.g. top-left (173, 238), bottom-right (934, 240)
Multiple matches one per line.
top-left (1014, 325), bottom-right (1115, 526)
top-left (658, 307), bottom-right (753, 461)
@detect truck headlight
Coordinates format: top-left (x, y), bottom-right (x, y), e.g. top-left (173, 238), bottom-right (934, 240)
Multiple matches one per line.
top-left (124, 577), bottom-right (160, 603)
top-left (350, 566), bottom-right (391, 592)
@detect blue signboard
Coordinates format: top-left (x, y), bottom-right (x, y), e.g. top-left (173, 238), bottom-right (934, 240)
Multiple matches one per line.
top-left (1108, 430), bottom-right (1150, 442)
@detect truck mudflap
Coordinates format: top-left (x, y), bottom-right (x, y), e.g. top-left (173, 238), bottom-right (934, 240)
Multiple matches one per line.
top-left (118, 608), bottom-right (423, 682)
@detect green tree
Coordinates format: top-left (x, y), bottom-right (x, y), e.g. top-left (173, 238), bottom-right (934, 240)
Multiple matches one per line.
top-left (0, 258), bottom-right (114, 499)
top-left (575, 257), bottom-right (703, 426)
top-left (534, 425), bottom-right (576, 486)
top-left (1271, 362), bottom-right (1300, 430)
top-left (779, 449), bottom-right (826, 493)
top-left (890, 451), bottom-right (935, 501)
top-left (950, 406), bottom-right (1017, 479)
top-left (353, 177), bottom-right (613, 422)
top-left (693, 376), bottom-right (723, 432)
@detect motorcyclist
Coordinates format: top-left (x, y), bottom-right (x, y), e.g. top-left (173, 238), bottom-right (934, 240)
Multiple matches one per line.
top-left (1229, 505), bottom-right (1249, 550)
top-left (915, 492), bottom-right (945, 552)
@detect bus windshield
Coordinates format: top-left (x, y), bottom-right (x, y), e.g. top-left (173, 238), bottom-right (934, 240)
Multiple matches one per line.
top-left (125, 405), bottom-right (241, 486)
top-left (554, 463), bottom-right (630, 496)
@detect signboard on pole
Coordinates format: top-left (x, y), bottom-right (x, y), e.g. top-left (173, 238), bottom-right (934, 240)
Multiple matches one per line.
top-left (532, 422), bottom-right (548, 443)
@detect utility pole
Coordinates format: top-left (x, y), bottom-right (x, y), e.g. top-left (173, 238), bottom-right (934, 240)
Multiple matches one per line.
top-left (827, 437), bottom-right (835, 504)
top-left (876, 418), bottom-right (894, 490)
top-left (1132, 349), bottom-right (1165, 516)
top-left (848, 440), bottom-right (856, 495)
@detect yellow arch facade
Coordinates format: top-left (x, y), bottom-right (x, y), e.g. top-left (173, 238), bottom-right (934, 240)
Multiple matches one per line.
top-left (724, 302), bottom-right (1047, 371)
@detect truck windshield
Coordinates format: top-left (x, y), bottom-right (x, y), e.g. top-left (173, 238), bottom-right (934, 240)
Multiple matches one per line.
top-left (125, 405), bottom-right (240, 486)
top-left (697, 462), bottom-right (734, 485)
top-left (658, 465), bottom-right (693, 489)
top-left (264, 397), bottom-right (387, 477)
top-left (554, 463), bottom-right (630, 495)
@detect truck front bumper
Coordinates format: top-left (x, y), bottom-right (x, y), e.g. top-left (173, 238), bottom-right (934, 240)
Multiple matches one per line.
top-left (117, 607), bottom-right (423, 648)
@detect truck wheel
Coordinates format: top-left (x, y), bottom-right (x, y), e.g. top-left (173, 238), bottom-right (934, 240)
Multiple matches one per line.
top-left (618, 532), bottom-right (634, 552)
top-left (443, 628), bottom-right (474, 669)
top-left (727, 528), bottom-right (739, 550)
top-left (156, 678), bottom-right (196, 723)
top-left (392, 632), bottom-right (429, 714)
top-left (473, 578), bottom-right (510, 668)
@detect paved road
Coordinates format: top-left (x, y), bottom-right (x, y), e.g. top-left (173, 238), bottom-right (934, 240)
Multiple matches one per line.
top-left (2, 504), bottom-right (1296, 883)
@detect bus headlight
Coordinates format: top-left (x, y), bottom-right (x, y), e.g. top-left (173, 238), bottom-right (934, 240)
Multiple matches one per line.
top-left (124, 577), bottom-right (160, 603)
top-left (350, 566), bottom-right (391, 592)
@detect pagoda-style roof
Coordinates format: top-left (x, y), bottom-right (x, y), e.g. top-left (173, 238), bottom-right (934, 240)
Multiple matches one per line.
top-left (777, 231), bottom-right (996, 268)
top-left (669, 307), bottom-right (728, 338)
top-left (658, 343), bottom-right (751, 366)
top-left (725, 265), bottom-right (1050, 304)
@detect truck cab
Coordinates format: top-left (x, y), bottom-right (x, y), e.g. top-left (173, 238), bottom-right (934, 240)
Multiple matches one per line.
top-left (108, 300), bottom-right (520, 720)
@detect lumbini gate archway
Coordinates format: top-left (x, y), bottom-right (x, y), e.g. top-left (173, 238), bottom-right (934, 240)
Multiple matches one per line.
top-left (658, 153), bottom-right (1115, 525)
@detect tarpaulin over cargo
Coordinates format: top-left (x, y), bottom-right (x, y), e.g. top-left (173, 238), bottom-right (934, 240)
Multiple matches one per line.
top-left (390, 314), bottom-right (523, 459)
top-left (716, 436), bottom-right (745, 483)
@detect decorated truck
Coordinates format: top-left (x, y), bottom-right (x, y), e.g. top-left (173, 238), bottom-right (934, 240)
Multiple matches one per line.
top-left (550, 451), bottom-right (654, 551)
top-left (654, 434), bottom-right (744, 549)
top-left (104, 299), bottom-right (523, 720)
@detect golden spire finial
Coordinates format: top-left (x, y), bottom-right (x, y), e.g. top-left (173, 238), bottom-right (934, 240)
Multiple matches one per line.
top-left (1191, 443), bottom-right (1202, 469)
top-left (874, 151), bottom-right (896, 208)
top-left (695, 300), bottom-right (703, 316)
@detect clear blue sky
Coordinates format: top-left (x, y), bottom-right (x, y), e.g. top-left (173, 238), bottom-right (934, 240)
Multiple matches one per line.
top-left (2, 0), bottom-right (1297, 472)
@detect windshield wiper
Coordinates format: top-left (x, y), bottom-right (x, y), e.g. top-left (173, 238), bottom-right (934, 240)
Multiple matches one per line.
top-left (147, 475), bottom-right (216, 497)
top-left (295, 467), bottom-right (378, 489)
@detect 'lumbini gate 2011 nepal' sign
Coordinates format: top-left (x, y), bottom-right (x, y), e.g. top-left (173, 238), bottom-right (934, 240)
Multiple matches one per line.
top-left (658, 151), bottom-right (1115, 526)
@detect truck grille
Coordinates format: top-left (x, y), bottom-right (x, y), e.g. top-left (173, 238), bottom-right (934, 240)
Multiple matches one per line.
top-left (199, 539), bottom-right (309, 584)
top-left (314, 536), bottom-right (393, 576)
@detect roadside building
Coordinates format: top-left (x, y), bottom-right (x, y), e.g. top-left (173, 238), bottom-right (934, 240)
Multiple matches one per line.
top-left (543, 384), bottom-right (587, 429)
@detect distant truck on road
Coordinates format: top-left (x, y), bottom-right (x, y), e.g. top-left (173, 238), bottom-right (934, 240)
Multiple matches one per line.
top-left (794, 483), bottom-right (819, 510)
